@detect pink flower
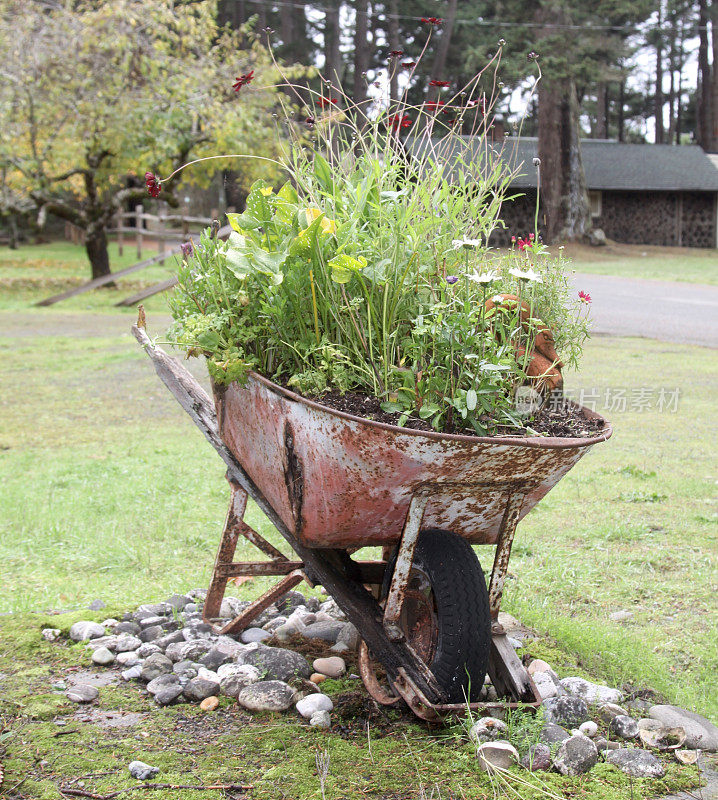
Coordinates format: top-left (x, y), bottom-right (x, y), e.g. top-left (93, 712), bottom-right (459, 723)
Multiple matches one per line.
top-left (578, 290), bottom-right (592, 304)
top-left (232, 70), bottom-right (255, 92)
top-left (145, 172), bottom-right (161, 198)
top-left (517, 237), bottom-right (531, 251)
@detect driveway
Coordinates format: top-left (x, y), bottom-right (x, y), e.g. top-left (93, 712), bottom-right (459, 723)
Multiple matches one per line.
top-left (570, 273), bottom-right (718, 348)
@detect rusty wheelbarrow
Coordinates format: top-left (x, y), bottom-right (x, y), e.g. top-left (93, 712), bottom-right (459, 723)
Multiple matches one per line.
top-left (133, 324), bottom-right (612, 722)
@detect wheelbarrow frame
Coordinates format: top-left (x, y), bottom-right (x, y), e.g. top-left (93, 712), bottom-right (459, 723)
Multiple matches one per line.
top-left (133, 324), bottom-right (611, 722)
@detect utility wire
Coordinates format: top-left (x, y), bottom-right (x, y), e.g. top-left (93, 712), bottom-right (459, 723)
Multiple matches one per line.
top-left (240, 0), bottom-right (710, 34)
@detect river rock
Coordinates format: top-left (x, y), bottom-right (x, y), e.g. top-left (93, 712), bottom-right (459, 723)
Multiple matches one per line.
top-left (136, 643), bottom-right (161, 659)
top-left (468, 717), bottom-right (508, 744)
top-left (336, 623), bottom-right (360, 650)
top-left (240, 628), bottom-right (272, 644)
top-left (544, 696), bottom-right (589, 727)
top-left (69, 621), bottom-right (105, 642)
top-left (239, 645), bottom-right (311, 682)
top-left (91, 647), bottom-right (115, 666)
top-left (138, 616), bottom-right (165, 629)
top-left (196, 667), bottom-right (219, 683)
top-left (116, 651), bottom-right (140, 666)
top-left (553, 735), bottom-right (599, 775)
top-left (67, 684), bottom-right (99, 703)
top-left (200, 646), bottom-right (236, 671)
top-left (310, 673), bottom-right (327, 685)
top-left (520, 743), bottom-right (552, 771)
top-left (609, 715), bottom-right (640, 739)
top-left (128, 760), bottom-right (159, 781)
top-left (598, 703), bottom-right (629, 723)
top-left (219, 665), bottom-right (261, 698)
top-left (200, 696), bottom-right (219, 711)
top-left (154, 684), bottom-right (184, 706)
top-left (137, 602), bottom-right (173, 617)
top-left (579, 721), bottom-right (598, 738)
top-left (114, 621), bottom-right (141, 636)
top-left (313, 657), bottom-right (346, 678)
top-left (301, 620), bottom-right (344, 643)
top-left (139, 626), bottom-right (163, 643)
top-left (146, 674), bottom-right (180, 695)
top-left (560, 677), bottom-right (623, 705)
top-left (527, 659), bottom-right (558, 679)
top-left (263, 616), bottom-right (288, 633)
top-left (42, 628), bottom-right (61, 641)
top-left (540, 723), bottom-right (571, 745)
top-left (140, 653), bottom-right (173, 682)
top-left (648, 705), bottom-right (718, 751)
top-left (296, 693), bottom-right (334, 719)
top-left (606, 748), bottom-right (665, 777)
top-left (165, 594), bottom-right (190, 611)
top-left (310, 710), bottom-right (332, 729)
top-left (533, 672), bottom-right (562, 700)
top-left (476, 741), bottom-right (519, 772)
top-left (639, 725), bottom-right (686, 750)
top-left (183, 677), bottom-right (220, 702)
top-left (114, 635), bottom-right (142, 653)
top-left (121, 665), bottom-right (143, 681)
top-left (238, 680), bottom-right (295, 712)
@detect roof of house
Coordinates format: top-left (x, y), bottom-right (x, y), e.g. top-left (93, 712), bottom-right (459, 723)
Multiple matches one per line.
top-left (499, 137), bottom-right (718, 192)
top-left (416, 136), bottom-right (718, 192)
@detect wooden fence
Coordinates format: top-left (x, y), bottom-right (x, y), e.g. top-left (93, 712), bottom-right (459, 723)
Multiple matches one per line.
top-left (64, 203), bottom-right (219, 263)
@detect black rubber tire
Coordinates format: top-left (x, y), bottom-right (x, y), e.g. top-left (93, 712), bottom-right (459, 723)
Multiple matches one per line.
top-left (384, 528), bottom-right (492, 703)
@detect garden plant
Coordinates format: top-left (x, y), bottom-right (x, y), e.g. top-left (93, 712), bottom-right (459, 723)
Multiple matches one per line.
top-left (155, 29), bottom-right (594, 436)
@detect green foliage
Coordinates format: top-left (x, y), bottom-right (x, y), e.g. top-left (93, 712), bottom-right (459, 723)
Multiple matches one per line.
top-left (168, 46), bottom-right (590, 434)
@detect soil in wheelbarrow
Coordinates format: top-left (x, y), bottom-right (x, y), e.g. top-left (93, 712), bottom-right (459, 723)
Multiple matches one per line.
top-left (292, 388), bottom-right (607, 439)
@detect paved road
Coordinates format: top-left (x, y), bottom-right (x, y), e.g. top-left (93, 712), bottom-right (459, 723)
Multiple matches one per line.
top-left (570, 273), bottom-right (718, 348)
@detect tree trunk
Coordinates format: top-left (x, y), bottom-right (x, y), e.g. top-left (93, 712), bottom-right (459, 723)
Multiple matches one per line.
top-left (655, 1), bottom-right (665, 144)
top-left (324, 0), bottom-right (342, 92)
top-left (388, 0), bottom-right (400, 103)
top-left (698, 0), bottom-right (712, 149)
top-left (618, 78), bottom-right (625, 142)
top-left (595, 82), bottom-right (608, 138)
top-left (353, 0), bottom-right (370, 110)
top-left (85, 227), bottom-right (112, 281)
top-left (538, 79), bottom-right (591, 244)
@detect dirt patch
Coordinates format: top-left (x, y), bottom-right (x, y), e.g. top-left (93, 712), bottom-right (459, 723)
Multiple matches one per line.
top-left (73, 708), bottom-right (146, 728)
top-left (65, 668), bottom-right (120, 688)
top-left (296, 388), bottom-right (606, 439)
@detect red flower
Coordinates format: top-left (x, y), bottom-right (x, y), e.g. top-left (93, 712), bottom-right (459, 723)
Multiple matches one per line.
top-left (429, 79), bottom-right (449, 87)
top-left (389, 113), bottom-right (412, 130)
top-left (319, 97), bottom-right (339, 108)
top-left (389, 49), bottom-right (404, 58)
top-left (578, 290), bottom-right (592, 304)
top-left (402, 61), bottom-right (417, 69)
top-left (421, 17), bottom-right (443, 26)
top-left (232, 70), bottom-right (255, 92)
top-left (145, 172), bottom-right (161, 198)
top-left (305, 116), bottom-right (315, 125)
top-left (424, 100), bottom-right (445, 111)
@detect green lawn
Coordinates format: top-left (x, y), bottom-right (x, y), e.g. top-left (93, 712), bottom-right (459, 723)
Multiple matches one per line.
top-left (554, 241), bottom-right (718, 285)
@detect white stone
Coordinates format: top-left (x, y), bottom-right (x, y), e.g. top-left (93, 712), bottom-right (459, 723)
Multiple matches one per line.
top-left (114, 635), bottom-right (142, 653)
top-left (42, 628), bottom-right (61, 642)
top-left (560, 677), bottom-right (623, 705)
top-left (91, 647), bottom-right (115, 666)
top-left (533, 672), bottom-right (560, 700)
top-left (69, 621), bottom-right (106, 642)
top-left (296, 693), bottom-right (334, 719)
top-left (116, 651), bottom-right (141, 666)
top-left (310, 710), bottom-right (331, 729)
top-left (476, 741), bottom-right (519, 772)
top-left (121, 665), bottom-right (143, 681)
top-left (197, 667), bottom-right (219, 683)
top-left (579, 721), bottom-right (598, 738)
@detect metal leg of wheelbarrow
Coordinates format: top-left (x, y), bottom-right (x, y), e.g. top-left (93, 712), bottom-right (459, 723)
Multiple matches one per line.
top-left (203, 477), bottom-right (306, 635)
top-left (486, 491), bottom-right (538, 704)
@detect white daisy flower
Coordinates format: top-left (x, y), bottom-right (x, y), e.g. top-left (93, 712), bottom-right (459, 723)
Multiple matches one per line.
top-left (468, 270), bottom-right (500, 285)
top-left (452, 237), bottom-right (482, 250)
top-left (509, 267), bottom-right (542, 283)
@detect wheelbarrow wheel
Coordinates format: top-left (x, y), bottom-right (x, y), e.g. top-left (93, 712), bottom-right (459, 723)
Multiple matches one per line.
top-left (383, 528), bottom-right (491, 704)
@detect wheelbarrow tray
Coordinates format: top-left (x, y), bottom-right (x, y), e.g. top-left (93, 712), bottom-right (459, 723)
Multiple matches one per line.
top-left (215, 372), bottom-right (612, 550)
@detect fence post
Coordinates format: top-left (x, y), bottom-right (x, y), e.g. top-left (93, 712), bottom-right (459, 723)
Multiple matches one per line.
top-left (135, 204), bottom-right (143, 259)
top-left (116, 211), bottom-right (124, 256)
